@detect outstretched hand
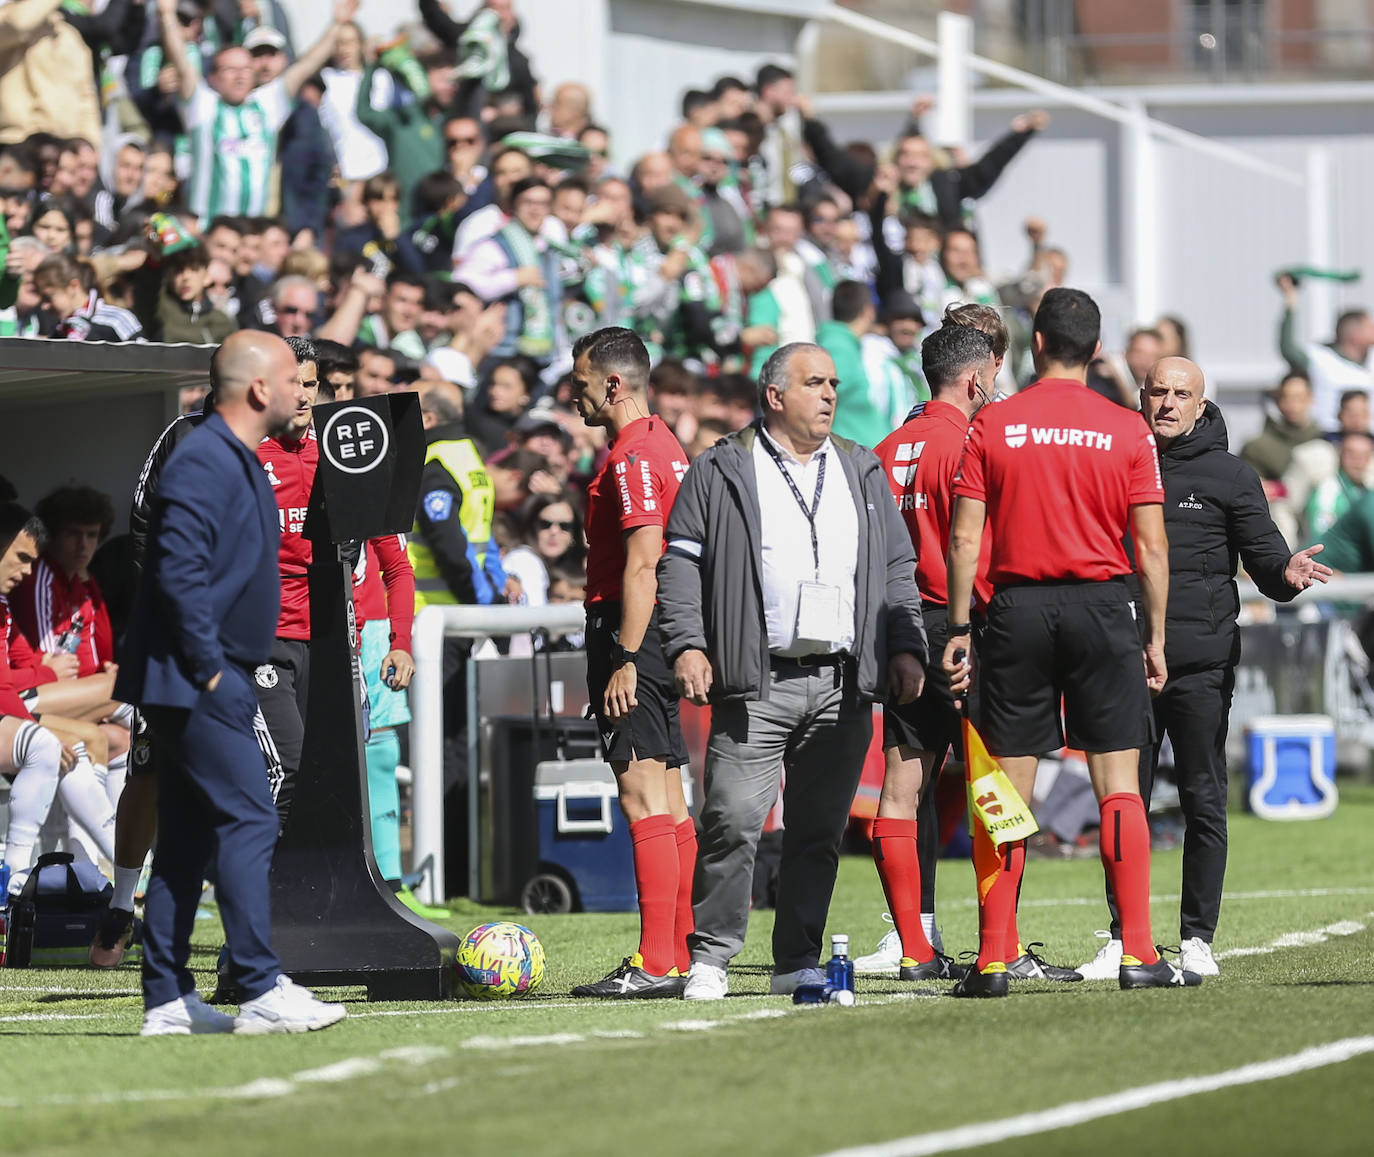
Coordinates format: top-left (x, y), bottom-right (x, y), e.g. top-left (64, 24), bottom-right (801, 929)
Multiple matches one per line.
top-left (1285, 543), bottom-right (1333, 591)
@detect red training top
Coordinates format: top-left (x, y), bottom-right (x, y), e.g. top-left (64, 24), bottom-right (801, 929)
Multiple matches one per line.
top-left (584, 416), bottom-right (688, 604)
top-left (11, 558), bottom-right (112, 678)
top-left (875, 399), bottom-right (994, 610)
top-left (0, 598), bottom-right (38, 721)
top-left (353, 534), bottom-right (416, 655)
top-left (952, 378), bottom-right (1163, 586)
top-left (257, 431), bottom-right (318, 640)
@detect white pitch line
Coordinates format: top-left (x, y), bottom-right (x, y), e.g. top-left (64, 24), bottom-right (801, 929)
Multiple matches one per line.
top-left (812, 1036), bottom-right (1374, 1157)
top-left (0, 986), bottom-right (141, 995)
top-left (0, 1047), bottom-right (443, 1110)
top-left (1216, 915), bottom-right (1370, 960)
top-left (292, 1058), bottom-right (384, 1084)
top-left (0, 1013), bottom-right (113, 1023)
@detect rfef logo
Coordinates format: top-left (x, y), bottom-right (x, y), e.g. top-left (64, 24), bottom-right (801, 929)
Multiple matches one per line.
top-left (321, 406), bottom-right (390, 475)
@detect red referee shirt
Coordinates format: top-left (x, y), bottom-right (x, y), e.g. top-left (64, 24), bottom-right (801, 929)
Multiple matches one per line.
top-left (875, 399), bottom-right (994, 610)
top-left (584, 416), bottom-right (689, 604)
top-left (953, 378), bottom-right (1163, 585)
top-left (257, 431), bottom-right (318, 640)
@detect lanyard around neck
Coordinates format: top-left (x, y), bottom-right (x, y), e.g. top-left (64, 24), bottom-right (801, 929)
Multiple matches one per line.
top-left (761, 433), bottom-right (825, 573)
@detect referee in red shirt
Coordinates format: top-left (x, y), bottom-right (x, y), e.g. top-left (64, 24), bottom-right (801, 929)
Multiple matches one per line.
top-left (569, 327), bottom-right (696, 999)
top-left (871, 322), bottom-right (996, 982)
top-left (944, 287), bottom-right (1200, 994)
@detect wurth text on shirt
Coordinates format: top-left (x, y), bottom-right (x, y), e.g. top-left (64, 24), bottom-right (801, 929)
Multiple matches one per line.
top-left (1003, 424), bottom-right (1116, 450)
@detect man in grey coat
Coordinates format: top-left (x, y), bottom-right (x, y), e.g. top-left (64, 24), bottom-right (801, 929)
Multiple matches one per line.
top-left (658, 342), bottom-right (928, 1000)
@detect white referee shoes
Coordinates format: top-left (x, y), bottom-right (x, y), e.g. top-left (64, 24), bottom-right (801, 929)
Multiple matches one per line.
top-left (141, 977), bottom-right (347, 1036)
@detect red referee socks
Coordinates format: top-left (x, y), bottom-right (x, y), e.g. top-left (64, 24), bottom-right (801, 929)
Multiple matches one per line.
top-left (976, 838), bottom-right (1026, 971)
top-left (871, 817), bottom-right (934, 964)
top-left (674, 819), bottom-right (697, 975)
top-left (1099, 792), bottom-right (1159, 965)
top-left (630, 814), bottom-right (679, 977)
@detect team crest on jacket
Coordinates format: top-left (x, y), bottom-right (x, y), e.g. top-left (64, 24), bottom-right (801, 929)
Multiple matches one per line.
top-left (1179, 492), bottom-right (1204, 511)
top-left (254, 664), bottom-right (279, 689)
top-left (1004, 424), bottom-right (1027, 448)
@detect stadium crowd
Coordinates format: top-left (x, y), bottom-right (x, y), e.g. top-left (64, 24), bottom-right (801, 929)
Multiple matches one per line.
top-left (2, 0), bottom-right (1372, 1017)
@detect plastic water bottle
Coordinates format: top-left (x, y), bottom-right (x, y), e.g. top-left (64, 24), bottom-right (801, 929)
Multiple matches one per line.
top-left (792, 984), bottom-right (855, 1006)
top-left (826, 933), bottom-right (855, 993)
top-left (57, 612), bottom-right (85, 654)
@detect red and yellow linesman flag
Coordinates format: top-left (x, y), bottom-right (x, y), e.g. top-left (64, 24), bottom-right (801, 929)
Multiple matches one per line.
top-left (962, 717), bottom-right (1039, 901)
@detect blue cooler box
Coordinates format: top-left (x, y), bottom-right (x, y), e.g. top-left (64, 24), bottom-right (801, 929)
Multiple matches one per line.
top-left (1244, 714), bottom-right (1337, 820)
top-left (525, 759), bottom-right (693, 913)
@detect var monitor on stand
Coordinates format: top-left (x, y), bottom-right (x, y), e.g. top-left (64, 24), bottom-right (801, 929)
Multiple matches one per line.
top-left (269, 393), bottom-right (459, 1000)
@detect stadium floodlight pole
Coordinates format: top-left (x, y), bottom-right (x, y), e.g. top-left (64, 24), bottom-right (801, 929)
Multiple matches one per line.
top-left (409, 601), bottom-right (588, 907)
top-left (822, 4), bottom-right (1304, 188)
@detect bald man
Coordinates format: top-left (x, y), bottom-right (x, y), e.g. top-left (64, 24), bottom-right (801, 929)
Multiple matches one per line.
top-left (117, 333), bottom-right (345, 1036)
top-left (1080, 356), bottom-right (1331, 981)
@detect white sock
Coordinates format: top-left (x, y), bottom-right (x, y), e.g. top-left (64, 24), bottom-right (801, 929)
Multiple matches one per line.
top-left (921, 912), bottom-right (943, 955)
top-left (99, 758), bottom-right (126, 808)
top-left (4, 723), bottom-right (62, 896)
top-left (109, 702), bottom-right (135, 728)
top-left (112, 865), bottom-right (141, 912)
top-left (57, 750), bottom-right (117, 864)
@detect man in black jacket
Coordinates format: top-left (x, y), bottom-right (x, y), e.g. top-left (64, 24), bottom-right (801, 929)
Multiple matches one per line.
top-left (1080, 357), bottom-right (1331, 980)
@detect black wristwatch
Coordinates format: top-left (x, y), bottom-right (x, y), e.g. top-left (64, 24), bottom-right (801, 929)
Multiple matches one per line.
top-left (947, 623), bottom-right (972, 636)
top-left (611, 643), bottom-right (640, 668)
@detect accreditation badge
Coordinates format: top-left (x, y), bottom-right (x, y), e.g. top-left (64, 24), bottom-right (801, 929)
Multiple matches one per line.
top-left (795, 580), bottom-right (843, 647)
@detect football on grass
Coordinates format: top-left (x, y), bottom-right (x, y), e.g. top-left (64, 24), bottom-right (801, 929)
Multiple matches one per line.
top-left (456, 922), bottom-right (546, 999)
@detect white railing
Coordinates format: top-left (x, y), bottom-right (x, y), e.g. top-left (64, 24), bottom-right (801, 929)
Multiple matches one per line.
top-left (403, 577), bottom-right (1374, 904)
top-left (409, 603), bottom-right (586, 905)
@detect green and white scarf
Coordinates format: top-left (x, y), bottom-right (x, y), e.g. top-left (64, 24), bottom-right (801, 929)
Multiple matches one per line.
top-left (457, 9), bottom-right (510, 92)
top-left (498, 220), bottom-right (554, 359)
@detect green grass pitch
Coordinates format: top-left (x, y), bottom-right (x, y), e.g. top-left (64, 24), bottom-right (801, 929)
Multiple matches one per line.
top-left (5, 786), bottom-right (1374, 1156)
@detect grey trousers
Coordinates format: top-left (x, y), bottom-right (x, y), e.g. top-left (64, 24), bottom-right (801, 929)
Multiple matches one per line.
top-left (689, 667), bottom-right (873, 973)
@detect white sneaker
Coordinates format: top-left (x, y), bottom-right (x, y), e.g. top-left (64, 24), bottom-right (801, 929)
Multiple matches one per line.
top-left (682, 962), bottom-right (728, 1001)
top-left (1178, 937), bottom-right (1220, 977)
top-left (141, 992), bottom-right (236, 1036)
top-left (769, 967), bottom-right (825, 995)
top-left (854, 917), bottom-right (902, 974)
top-left (1077, 931), bottom-right (1124, 980)
top-left (234, 975), bottom-right (347, 1034)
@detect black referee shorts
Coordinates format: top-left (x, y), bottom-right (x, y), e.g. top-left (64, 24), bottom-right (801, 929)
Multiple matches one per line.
top-left (979, 578), bottom-right (1152, 758)
top-left (882, 603), bottom-right (972, 762)
top-left (585, 603), bottom-right (688, 768)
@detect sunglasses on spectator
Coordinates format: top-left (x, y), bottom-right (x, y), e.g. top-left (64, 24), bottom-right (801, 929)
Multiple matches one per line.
top-left (278, 305), bottom-right (311, 316)
top-left (447, 135), bottom-right (480, 147)
top-left (537, 518), bottom-right (574, 532)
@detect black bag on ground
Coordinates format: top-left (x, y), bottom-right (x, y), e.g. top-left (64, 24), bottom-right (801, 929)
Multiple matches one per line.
top-left (3, 852), bottom-right (113, 967)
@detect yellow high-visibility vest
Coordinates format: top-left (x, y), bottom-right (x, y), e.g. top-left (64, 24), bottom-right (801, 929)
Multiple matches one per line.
top-left (408, 437), bottom-right (496, 609)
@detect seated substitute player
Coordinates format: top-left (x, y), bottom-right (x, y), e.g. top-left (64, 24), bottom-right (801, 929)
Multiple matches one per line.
top-left (943, 287), bottom-right (1201, 994)
top-left (569, 326), bottom-right (696, 999)
top-left (1, 505), bottom-right (68, 900)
